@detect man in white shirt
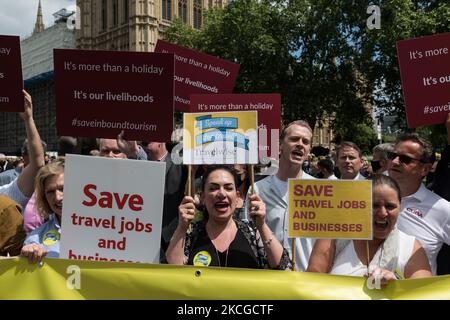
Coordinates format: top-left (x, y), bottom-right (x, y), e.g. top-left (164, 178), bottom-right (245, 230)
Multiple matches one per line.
top-left (246, 120), bottom-right (315, 271)
top-left (335, 141), bottom-right (366, 180)
top-left (389, 133), bottom-right (450, 275)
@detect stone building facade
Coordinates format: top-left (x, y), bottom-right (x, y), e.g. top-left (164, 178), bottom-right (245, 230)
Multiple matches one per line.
top-left (1, 0), bottom-right (226, 154)
top-left (76, 0), bottom-right (226, 51)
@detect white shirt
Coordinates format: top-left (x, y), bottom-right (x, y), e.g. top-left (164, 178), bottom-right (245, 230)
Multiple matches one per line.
top-left (355, 172), bottom-right (367, 180)
top-left (397, 184), bottom-right (450, 275)
top-left (330, 231), bottom-right (415, 278)
top-left (339, 172), bottom-right (366, 180)
top-left (0, 178), bottom-right (29, 209)
top-left (245, 171), bottom-right (316, 272)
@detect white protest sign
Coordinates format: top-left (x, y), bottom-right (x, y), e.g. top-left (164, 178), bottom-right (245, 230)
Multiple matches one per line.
top-left (60, 155), bottom-right (165, 264)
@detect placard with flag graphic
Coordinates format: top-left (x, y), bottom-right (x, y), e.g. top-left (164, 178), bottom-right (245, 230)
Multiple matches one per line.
top-left (183, 111), bottom-right (258, 164)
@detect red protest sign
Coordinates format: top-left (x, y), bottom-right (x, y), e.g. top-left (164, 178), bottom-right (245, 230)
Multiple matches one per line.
top-left (397, 32), bottom-right (450, 128)
top-left (0, 35), bottom-right (23, 112)
top-left (190, 94), bottom-right (281, 162)
top-left (54, 49), bottom-right (174, 141)
top-left (154, 40), bottom-right (240, 112)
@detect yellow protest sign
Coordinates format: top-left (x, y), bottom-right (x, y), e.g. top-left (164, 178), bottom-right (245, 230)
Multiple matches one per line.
top-left (288, 179), bottom-right (372, 239)
top-left (183, 111), bottom-right (258, 164)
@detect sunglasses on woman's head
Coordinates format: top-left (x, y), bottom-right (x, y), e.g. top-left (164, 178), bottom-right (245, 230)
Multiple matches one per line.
top-left (387, 151), bottom-right (426, 164)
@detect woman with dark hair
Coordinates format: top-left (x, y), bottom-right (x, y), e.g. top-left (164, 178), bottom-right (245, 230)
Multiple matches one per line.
top-left (166, 165), bottom-right (291, 269)
top-left (307, 174), bottom-right (431, 283)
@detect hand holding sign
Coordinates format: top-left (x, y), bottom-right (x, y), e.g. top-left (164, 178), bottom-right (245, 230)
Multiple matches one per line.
top-left (21, 243), bottom-right (49, 264)
top-left (20, 90), bottom-right (32, 121)
top-left (248, 193), bottom-right (266, 230)
top-left (367, 267), bottom-right (397, 289)
top-left (117, 130), bottom-right (139, 159)
top-left (177, 196), bottom-right (196, 231)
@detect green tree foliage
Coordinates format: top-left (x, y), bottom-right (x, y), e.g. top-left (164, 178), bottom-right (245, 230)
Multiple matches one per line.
top-left (163, 0), bottom-right (450, 150)
top-left (362, 0), bottom-right (450, 149)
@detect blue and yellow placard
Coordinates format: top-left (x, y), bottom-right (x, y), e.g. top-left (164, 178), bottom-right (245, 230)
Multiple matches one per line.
top-left (183, 111), bottom-right (258, 164)
top-left (288, 179), bottom-right (372, 239)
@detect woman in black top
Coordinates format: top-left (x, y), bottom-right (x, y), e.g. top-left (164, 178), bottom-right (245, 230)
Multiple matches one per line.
top-left (166, 166), bottom-right (291, 269)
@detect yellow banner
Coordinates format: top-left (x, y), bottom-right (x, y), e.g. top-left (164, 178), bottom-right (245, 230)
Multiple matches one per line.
top-left (0, 258), bottom-right (449, 300)
top-left (288, 179), bottom-right (372, 239)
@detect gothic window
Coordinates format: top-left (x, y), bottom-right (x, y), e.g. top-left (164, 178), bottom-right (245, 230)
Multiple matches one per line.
top-left (193, 0), bottom-right (202, 29)
top-left (162, 0), bottom-right (172, 20)
top-left (113, 0), bottom-right (118, 26)
top-left (208, 0), bottom-right (213, 9)
top-left (123, 0), bottom-right (129, 22)
top-left (101, 0), bottom-right (107, 31)
top-left (178, 0), bottom-right (187, 23)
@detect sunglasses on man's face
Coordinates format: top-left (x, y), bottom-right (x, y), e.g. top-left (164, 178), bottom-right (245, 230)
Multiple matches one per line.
top-left (387, 151), bottom-right (426, 165)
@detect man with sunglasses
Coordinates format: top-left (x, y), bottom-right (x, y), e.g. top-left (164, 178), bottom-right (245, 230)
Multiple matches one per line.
top-left (388, 133), bottom-right (450, 275)
top-left (371, 143), bottom-right (395, 175)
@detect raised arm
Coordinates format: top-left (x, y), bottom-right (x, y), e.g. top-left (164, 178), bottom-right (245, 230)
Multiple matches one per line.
top-left (117, 130), bottom-right (140, 159)
top-left (17, 91), bottom-right (45, 197)
top-left (306, 239), bottom-right (336, 273)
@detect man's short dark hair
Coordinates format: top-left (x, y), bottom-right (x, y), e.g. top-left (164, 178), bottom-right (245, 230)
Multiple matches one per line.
top-left (336, 141), bottom-right (362, 158)
top-left (396, 133), bottom-right (434, 163)
top-left (58, 136), bottom-right (77, 156)
top-left (318, 159), bottom-right (334, 174)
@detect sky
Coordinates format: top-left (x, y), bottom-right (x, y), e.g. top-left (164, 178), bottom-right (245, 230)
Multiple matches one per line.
top-left (0, 0), bottom-right (76, 39)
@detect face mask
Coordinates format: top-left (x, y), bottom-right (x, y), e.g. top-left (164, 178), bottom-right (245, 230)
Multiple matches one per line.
top-left (371, 160), bottom-right (381, 173)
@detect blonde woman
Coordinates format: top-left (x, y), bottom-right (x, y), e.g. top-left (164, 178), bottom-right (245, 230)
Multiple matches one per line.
top-left (21, 161), bottom-right (64, 263)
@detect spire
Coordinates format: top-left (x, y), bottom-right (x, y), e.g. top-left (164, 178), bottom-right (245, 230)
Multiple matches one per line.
top-left (33, 0), bottom-right (45, 34)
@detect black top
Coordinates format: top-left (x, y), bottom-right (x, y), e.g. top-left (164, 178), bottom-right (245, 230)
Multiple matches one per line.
top-left (187, 222), bottom-right (259, 269)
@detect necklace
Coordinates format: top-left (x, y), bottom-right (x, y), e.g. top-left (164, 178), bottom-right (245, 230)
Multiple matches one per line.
top-left (214, 247), bottom-right (229, 268)
top-left (207, 220), bottom-right (236, 267)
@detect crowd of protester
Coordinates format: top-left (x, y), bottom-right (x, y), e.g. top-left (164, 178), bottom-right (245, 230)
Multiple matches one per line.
top-left (1, 91), bottom-right (449, 288)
